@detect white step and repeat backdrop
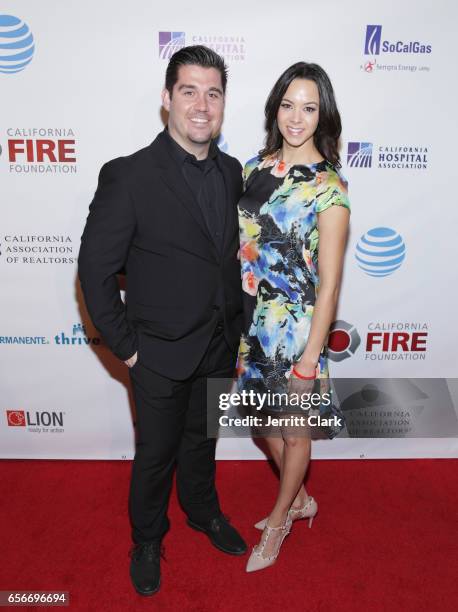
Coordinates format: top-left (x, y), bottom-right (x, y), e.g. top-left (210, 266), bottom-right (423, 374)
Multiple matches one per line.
top-left (1, 0), bottom-right (457, 459)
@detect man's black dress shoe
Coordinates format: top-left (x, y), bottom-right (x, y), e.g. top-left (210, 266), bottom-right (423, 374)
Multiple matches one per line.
top-left (129, 541), bottom-right (162, 596)
top-left (187, 514), bottom-right (247, 555)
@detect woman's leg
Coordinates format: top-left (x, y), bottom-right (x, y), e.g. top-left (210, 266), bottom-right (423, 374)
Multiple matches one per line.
top-left (263, 435), bottom-right (309, 509)
top-left (256, 434), bottom-right (311, 558)
top-left (267, 434), bottom-right (311, 526)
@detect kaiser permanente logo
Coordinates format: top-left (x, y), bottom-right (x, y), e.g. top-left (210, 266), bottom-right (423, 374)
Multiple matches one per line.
top-left (0, 15), bottom-right (35, 74)
top-left (6, 409), bottom-right (65, 433)
top-left (347, 142), bottom-right (428, 170)
top-left (1, 128), bottom-right (77, 174)
top-left (54, 323), bottom-right (101, 346)
top-left (158, 31), bottom-right (245, 62)
top-left (0, 323), bottom-right (100, 346)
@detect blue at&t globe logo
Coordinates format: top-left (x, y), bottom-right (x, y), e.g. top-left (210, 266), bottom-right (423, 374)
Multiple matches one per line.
top-left (0, 15), bottom-right (35, 74)
top-left (355, 227), bottom-right (406, 277)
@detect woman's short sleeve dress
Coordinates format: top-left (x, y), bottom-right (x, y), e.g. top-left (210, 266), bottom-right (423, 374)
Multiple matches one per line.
top-left (236, 154), bottom-right (350, 436)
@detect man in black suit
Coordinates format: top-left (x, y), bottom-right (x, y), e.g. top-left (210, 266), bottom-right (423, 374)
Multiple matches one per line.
top-left (78, 45), bottom-right (246, 596)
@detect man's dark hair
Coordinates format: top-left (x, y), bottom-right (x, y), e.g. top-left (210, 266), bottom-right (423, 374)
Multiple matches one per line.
top-left (165, 45), bottom-right (228, 96)
top-left (260, 62), bottom-right (342, 167)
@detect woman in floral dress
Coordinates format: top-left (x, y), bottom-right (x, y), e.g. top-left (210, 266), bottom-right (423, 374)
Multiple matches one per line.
top-left (237, 62), bottom-right (350, 572)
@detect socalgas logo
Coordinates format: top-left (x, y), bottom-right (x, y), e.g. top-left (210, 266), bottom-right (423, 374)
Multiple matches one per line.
top-left (54, 323), bottom-right (101, 346)
top-left (361, 25), bottom-right (431, 74)
top-left (6, 409), bottom-right (65, 433)
top-left (159, 31), bottom-right (245, 62)
top-left (365, 322), bottom-right (428, 361)
top-left (328, 320), bottom-right (361, 362)
top-left (2, 128), bottom-right (77, 174)
top-left (0, 15), bottom-right (35, 74)
top-left (364, 25), bottom-right (431, 56)
top-left (355, 227), bottom-right (406, 278)
top-left (347, 142), bottom-right (428, 170)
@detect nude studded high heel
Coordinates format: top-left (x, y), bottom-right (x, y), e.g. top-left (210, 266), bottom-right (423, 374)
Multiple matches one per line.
top-left (254, 496), bottom-right (318, 531)
top-left (246, 516), bottom-right (292, 573)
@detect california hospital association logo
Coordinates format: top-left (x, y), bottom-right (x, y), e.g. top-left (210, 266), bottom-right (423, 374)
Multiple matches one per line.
top-left (347, 141), bottom-right (428, 170)
top-left (347, 142), bottom-right (372, 168)
top-left (0, 15), bottom-right (35, 74)
top-left (159, 32), bottom-right (185, 59)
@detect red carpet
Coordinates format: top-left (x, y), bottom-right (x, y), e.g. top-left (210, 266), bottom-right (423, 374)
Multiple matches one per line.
top-left (1, 459), bottom-right (457, 611)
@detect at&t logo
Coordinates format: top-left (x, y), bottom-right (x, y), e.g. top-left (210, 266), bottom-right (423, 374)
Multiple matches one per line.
top-left (355, 227), bottom-right (406, 277)
top-left (217, 133), bottom-right (228, 153)
top-left (0, 14), bottom-right (35, 74)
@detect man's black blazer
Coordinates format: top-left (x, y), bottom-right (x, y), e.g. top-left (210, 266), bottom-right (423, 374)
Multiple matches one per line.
top-left (78, 131), bottom-right (244, 380)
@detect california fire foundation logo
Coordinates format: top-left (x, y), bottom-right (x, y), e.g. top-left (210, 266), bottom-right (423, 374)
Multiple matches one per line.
top-left (328, 320), bottom-right (361, 362)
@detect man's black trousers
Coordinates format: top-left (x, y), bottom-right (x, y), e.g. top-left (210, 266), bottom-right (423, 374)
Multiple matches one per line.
top-left (128, 325), bottom-right (236, 543)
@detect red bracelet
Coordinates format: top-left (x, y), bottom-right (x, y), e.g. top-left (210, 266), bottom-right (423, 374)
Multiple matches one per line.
top-left (292, 366), bottom-right (316, 380)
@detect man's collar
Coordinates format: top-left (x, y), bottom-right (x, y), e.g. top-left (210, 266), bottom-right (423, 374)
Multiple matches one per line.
top-left (163, 127), bottom-right (220, 165)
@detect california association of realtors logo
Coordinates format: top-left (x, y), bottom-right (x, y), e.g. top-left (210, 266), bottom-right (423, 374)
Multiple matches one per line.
top-left (355, 227), bottom-right (406, 277)
top-left (158, 31), bottom-right (245, 62)
top-left (347, 142), bottom-right (428, 170)
top-left (0, 15), bottom-right (35, 74)
top-left (1, 234), bottom-right (76, 265)
top-left (364, 25), bottom-right (431, 55)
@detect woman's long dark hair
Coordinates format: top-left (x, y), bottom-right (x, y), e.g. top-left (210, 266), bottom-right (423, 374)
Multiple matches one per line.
top-left (259, 62), bottom-right (342, 167)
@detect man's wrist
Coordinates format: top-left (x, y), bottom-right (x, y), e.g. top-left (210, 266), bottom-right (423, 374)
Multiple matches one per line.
top-left (124, 351), bottom-right (138, 368)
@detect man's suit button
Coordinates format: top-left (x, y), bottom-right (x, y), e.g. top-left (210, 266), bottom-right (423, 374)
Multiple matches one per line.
top-left (212, 305), bottom-right (220, 311)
